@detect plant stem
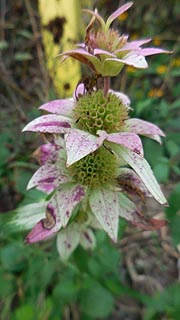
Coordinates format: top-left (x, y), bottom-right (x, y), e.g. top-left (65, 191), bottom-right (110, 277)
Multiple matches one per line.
top-left (103, 76), bottom-right (110, 96)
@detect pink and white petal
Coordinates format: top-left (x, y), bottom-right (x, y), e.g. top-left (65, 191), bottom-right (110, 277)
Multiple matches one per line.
top-left (119, 193), bottom-right (167, 229)
top-left (118, 168), bottom-right (152, 197)
top-left (76, 42), bottom-right (86, 49)
top-left (89, 188), bottom-right (119, 241)
top-left (33, 143), bottom-right (60, 165)
top-left (94, 48), bottom-right (116, 58)
top-left (125, 118), bottom-right (165, 136)
top-left (25, 204), bottom-right (61, 243)
top-left (13, 201), bottom-right (47, 230)
top-left (108, 54), bottom-right (148, 69)
top-left (125, 118), bottom-right (165, 143)
top-left (53, 183), bottom-right (86, 227)
top-left (104, 131), bottom-right (143, 156)
top-left (106, 2), bottom-right (133, 29)
top-left (22, 115), bottom-right (72, 134)
top-left (119, 192), bottom-right (137, 220)
top-left (138, 47), bottom-right (171, 57)
top-left (102, 54), bottom-right (148, 76)
top-left (88, 212), bottom-right (103, 230)
top-left (96, 130), bottom-right (108, 142)
top-left (115, 146), bottom-right (167, 205)
top-left (120, 53), bottom-right (148, 68)
top-left (80, 228), bottom-right (96, 250)
top-left (115, 39), bottom-right (152, 52)
top-left (108, 89), bottom-right (131, 106)
top-left (65, 129), bottom-right (105, 166)
top-left (145, 134), bottom-right (162, 144)
top-left (73, 83), bottom-right (86, 100)
top-left (27, 164), bottom-right (71, 194)
top-left (59, 49), bottom-right (103, 73)
top-left (82, 9), bottom-right (105, 28)
top-left (39, 99), bottom-right (74, 117)
top-left (56, 224), bottom-right (80, 260)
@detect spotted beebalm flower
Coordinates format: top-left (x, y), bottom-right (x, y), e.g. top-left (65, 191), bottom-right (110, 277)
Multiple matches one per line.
top-left (21, 132), bottom-right (167, 260)
top-left (60, 2), bottom-right (170, 76)
top-left (23, 86), bottom-right (166, 203)
top-left (21, 85), bottom-right (167, 259)
top-left (17, 2), bottom-right (170, 260)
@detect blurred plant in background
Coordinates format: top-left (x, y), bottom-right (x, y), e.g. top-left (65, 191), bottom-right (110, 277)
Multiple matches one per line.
top-left (0, 0), bottom-right (180, 319)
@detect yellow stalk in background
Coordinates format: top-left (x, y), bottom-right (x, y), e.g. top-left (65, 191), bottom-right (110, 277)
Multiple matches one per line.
top-left (38, 0), bottom-right (81, 97)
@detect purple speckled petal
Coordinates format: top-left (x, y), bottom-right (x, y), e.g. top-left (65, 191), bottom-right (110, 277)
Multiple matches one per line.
top-left (59, 49), bottom-right (102, 73)
top-left (108, 89), bottom-right (131, 106)
top-left (118, 168), bottom-right (151, 198)
top-left (65, 129), bottom-right (104, 166)
top-left (57, 224), bottom-right (80, 260)
top-left (115, 145), bottom-right (167, 205)
top-left (25, 204), bottom-right (61, 243)
top-left (88, 213), bottom-right (103, 230)
top-left (13, 201), bottom-right (47, 230)
top-left (80, 228), bottom-right (96, 250)
top-left (53, 183), bottom-right (86, 227)
top-left (106, 2), bottom-right (133, 29)
top-left (22, 115), bottom-right (72, 134)
top-left (89, 188), bottom-right (119, 241)
top-left (27, 164), bottom-right (71, 194)
top-left (39, 99), bottom-right (74, 117)
top-left (119, 192), bottom-right (137, 219)
top-left (119, 193), bottom-right (167, 229)
top-left (138, 47), bottom-right (171, 57)
top-left (33, 143), bottom-right (60, 165)
top-left (103, 131), bottom-right (143, 156)
top-left (125, 118), bottom-right (165, 143)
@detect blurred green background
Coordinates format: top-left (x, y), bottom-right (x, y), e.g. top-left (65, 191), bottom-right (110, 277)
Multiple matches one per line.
top-left (0, 0), bottom-right (180, 319)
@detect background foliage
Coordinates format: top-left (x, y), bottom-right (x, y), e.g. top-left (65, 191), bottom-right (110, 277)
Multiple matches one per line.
top-left (0, 0), bottom-right (180, 319)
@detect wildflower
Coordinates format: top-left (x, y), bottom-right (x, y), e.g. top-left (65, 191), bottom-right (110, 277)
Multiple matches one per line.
top-left (23, 84), bottom-right (165, 160)
top-left (23, 131), bottom-right (166, 259)
top-left (60, 2), bottom-right (170, 76)
top-left (17, 2), bottom-right (169, 259)
top-left (22, 84), bottom-right (167, 251)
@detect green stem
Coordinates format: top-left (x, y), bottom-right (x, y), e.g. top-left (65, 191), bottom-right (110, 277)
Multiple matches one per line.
top-left (103, 76), bottom-right (110, 96)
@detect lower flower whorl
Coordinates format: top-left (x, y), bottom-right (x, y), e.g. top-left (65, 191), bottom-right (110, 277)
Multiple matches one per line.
top-left (68, 146), bottom-right (118, 187)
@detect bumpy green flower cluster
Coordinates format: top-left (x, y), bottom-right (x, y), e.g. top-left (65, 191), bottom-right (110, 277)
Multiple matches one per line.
top-left (74, 90), bottom-right (129, 135)
top-left (69, 146), bottom-right (118, 187)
